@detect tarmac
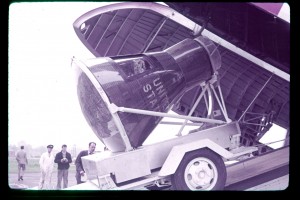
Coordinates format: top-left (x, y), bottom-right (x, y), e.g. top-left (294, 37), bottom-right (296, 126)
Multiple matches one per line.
top-left (9, 171), bottom-right (78, 190)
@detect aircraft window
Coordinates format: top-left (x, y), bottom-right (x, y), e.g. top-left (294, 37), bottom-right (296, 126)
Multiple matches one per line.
top-left (133, 59), bottom-right (147, 74)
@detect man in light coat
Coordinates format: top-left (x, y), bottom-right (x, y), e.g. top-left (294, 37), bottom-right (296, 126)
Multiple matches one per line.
top-left (38, 144), bottom-right (55, 190)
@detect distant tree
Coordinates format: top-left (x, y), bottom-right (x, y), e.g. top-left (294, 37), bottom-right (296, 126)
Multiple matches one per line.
top-left (31, 146), bottom-right (45, 158)
top-left (8, 144), bottom-right (18, 152)
top-left (8, 144), bottom-right (18, 157)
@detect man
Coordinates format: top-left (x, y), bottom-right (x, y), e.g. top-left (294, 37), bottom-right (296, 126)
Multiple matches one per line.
top-left (15, 145), bottom-right (28, 181)
top-left (75, 142), bottom-right (96, 184)
top-left (38, 144), bottom-right (55, 190)
top-left (54, 144), bottom-right (72, 189)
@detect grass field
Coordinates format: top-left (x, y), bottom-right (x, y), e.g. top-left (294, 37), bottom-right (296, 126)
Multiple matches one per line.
top-left (9, 157), bottom-right (76, 174)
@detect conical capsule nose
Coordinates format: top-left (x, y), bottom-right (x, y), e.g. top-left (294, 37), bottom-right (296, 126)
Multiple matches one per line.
top-left (72, 36), bottom-right (221, 152)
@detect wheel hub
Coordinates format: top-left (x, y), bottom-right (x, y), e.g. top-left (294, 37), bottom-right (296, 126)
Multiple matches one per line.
top-left (184, 158), bottom-right (218, 190)
top-left (199, 171), bottom-right (205, 178)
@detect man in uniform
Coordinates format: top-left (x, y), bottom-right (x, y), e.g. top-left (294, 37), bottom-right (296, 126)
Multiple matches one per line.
top-left (38, 144), bottom-right (55, 190)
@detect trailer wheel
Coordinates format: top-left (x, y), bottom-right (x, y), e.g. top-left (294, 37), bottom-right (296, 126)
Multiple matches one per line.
top-left (171, 148), bottom-right (226, 190)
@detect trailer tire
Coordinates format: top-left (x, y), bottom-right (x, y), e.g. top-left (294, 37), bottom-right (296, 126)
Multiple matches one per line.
top-left (171, 148), bottom-right (227, 190)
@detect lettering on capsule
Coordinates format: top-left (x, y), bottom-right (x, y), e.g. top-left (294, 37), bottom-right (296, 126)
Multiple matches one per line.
top-left (143, 77), bottom-right (169, 109)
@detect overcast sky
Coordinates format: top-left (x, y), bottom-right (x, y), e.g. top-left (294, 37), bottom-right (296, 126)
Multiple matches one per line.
top-left (8, 2), bottom-right (287, 152)
top-left (8, 2), bottom-right (113, 150)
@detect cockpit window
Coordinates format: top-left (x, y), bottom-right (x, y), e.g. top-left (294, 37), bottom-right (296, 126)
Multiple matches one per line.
top-left (115, 56), bottom-right (154, 79)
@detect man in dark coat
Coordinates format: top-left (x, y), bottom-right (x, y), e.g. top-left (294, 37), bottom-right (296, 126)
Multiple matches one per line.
top-left (75, 142), bottom-right (96, 184)
top-left (54, 144), bottom-right (72, 189)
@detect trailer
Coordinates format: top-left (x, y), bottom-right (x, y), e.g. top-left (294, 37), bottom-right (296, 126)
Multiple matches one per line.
top-left (79, 122), bottom-right (258, 190)
top-left (69, 55), bottom-right (258, 190)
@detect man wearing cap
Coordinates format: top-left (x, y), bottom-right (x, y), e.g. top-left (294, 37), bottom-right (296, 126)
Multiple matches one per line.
top-left (38, 144), bottom-right (55, 190)
top-left (54, 144), bottom-right (72, 189)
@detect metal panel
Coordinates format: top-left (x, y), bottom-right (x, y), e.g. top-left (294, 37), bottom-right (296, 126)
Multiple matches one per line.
top-left (73, 2), bottom-right (199, 57)
top-left (226, 146), bottom-right (289, 186)
top-left (82, 148), bottom-right (151, 183)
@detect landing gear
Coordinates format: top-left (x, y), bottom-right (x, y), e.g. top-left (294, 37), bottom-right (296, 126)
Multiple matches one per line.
top-left (171, 148), bottom-right (226, 190)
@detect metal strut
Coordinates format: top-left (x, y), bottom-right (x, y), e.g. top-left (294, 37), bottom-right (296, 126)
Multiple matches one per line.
top-left (109, 73), bottom-right (231, 138)
top-left (175, 72), bottom-right (231, 136)
top-left (238, 73), bottom-right (274, 122)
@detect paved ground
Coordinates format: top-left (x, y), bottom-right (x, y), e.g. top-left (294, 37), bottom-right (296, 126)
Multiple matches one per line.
top-left (9, 165), bottom-right (289, 191)
top-left (9, 171), bottom-right (78, 190)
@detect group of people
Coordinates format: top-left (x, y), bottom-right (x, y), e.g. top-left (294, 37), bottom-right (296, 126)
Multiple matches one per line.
top-left (15, 142), bottom-right (97, 190)
top-left (38, 144), bottom-right (73, 190)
